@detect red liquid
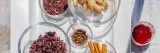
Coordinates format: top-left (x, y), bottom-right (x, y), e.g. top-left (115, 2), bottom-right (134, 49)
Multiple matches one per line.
top-left (132, 24), bottom-right (152, 44)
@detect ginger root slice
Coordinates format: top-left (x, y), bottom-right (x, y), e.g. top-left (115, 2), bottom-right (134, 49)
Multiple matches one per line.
top-left (86, 0), bottom-right (96, 9)
top-left (82, 3), bottom-right (88, 11)
top-left (100, 1), bottom-right (108, 9)
top-left (86, 0), bottom-right (103, 13)
top-left (78, 0), bottom-right (86, 5)
top-left (93, 4), bottom-right (105, 13)
top-left (75, 0), bottom-right (108, 14)
top-left (73, 0), bottom-right (78, 7)
top-left (95, 0), bottom-right (104, 4)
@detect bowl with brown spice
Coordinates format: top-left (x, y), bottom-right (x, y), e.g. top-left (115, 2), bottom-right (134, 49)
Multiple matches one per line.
top-left (18, 22), bottom-right (71, 53)
top-left (39, 0), bottom-right (69, 24)
top-left (67, 23), bottom-right (93, 49)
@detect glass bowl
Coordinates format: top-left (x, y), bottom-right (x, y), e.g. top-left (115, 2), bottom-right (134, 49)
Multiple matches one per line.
top-left (69, 16), bottom-right (116, 39)
top-left (68, 0), bottom-right (121, 25)
top-left (18, 22), bottom-right (71, 53)
top-left (85, 40), bottom-right (116, 53)
top-left (39, 0), bottom-right (69, 25)
top-left (131, 21), bottom-right (155, 46)
top-left (67, 23), bottom-right (93, 49)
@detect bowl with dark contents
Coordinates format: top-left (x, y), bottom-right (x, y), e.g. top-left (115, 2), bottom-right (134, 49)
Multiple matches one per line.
top-left (39, 0), bottom-right (69, 22)
top-left (18, 22), bottom-right (71, 53)
top-left (67, 23), bottom-right (93, 49)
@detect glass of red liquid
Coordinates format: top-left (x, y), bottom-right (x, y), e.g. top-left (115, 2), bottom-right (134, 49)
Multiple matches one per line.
top-left (132, 21), bottom-right (155, 46)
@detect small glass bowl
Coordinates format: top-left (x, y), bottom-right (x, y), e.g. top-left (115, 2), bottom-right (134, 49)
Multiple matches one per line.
top-left (68, 0), bottom-right (121, 25)
top-left (18, 22), bottom-right (71, 53)
top-left (39, 0), bottom-right (69, 25)
top-left (70, 14), bottom-right (117, 40)
top-left (67, 23), bottom-right (93, 49)
top-left (85, 40), bottom-right (116, 53)
top-left (131, 21), bottom-right (155, 46)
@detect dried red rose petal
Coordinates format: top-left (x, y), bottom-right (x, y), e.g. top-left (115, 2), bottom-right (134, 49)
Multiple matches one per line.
top-left (29, 32), bottom-right (67, 53)
top-left (43, 0), bottom-right (68, 15)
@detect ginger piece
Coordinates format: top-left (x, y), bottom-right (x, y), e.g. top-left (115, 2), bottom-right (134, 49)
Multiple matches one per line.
top-left (86, 0), bottom-right (96, 9)
top-left (95, 0), bottom-right (104, 4)
top-left (86, 0), bottom-right (105, 13)
top-left (78, 0), bottom-right (86, 5)
top-left (82, 3), bottom-right (88, 11)
top-left (100, 1), bottom-right (108, 9)
top-left (86, 0), bottom-right (108, 13)
top-left (73, 0), bottom-right (78, 7)
top-left (93, 4), bottom-right (105, 13)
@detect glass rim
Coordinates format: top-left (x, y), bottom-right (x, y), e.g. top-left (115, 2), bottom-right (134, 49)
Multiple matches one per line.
top-left (131, 21), bottom-right (155, 46)
top-left (67, 22), bottom-right (93, 49)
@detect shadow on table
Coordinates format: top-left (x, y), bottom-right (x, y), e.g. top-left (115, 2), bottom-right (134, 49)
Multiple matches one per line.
top-left (130, 0), bottom-right (149, 52)
top-left (126, 37), bottom-right (131, 53)
top-left (131, 41), bottom-right (150, 53)
top-left (126, 37), bottom-right (149, 53)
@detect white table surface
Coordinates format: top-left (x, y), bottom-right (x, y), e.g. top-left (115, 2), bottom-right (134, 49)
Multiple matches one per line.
top-left (0, 0), bottom-right (10, 53)
top-left (11, 0), bottom-right (132, 53)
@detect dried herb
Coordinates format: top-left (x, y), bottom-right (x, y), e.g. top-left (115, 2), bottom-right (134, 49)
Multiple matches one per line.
top-left (29, 32), bottom-right (67, 53)
top-left (43, 0), bottom-right (68, 15)
top-left (71, 29), bottom-right (88, 46)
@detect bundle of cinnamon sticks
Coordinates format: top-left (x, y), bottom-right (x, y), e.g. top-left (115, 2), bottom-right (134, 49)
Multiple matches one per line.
top-left (88, 41), bottom-right (107, 53)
